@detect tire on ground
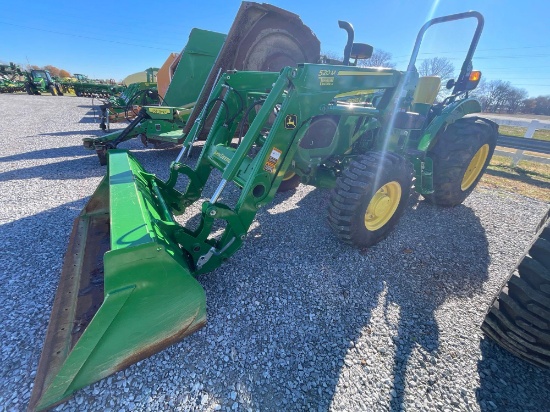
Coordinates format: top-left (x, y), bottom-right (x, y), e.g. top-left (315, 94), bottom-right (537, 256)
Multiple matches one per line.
top-left (424, 117), bottom-right (498, 207)
top-left (278, 171), bottom-right (301, 192)
top-left (481, 213), bottom-right (550, 368)
top-left (328, 151), bottom-right (412, 248)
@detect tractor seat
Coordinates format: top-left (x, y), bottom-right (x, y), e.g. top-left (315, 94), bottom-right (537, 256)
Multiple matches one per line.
top-left (412, 76), bottom-right (441, 115)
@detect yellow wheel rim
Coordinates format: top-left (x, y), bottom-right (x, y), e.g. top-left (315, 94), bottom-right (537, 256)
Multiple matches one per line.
top-left (461, 144), bottom-right (489, 191)
top-left (364, 181), bottom-right (402, 231)
top-left (282, 171), bottom-right (296, 181)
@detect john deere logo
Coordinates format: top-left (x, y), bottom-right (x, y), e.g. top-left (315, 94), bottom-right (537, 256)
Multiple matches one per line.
top-left (284, 114), bottom-right (297, 129)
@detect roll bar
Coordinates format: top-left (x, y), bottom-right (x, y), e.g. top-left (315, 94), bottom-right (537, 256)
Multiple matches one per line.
top-left (405, 11), bottom-right (484, 95)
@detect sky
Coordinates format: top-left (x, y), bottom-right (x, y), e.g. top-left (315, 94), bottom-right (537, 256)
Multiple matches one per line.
top-left (1, 0), bottom-right (550, 98)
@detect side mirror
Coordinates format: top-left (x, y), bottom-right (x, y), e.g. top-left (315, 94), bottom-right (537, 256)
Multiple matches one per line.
top-left (351, 43), bottom-right (373, 60)
top-left (446, 79), bottom-right (455, 90)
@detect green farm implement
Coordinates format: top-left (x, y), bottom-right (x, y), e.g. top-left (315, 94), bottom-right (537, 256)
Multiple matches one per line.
top-left (68, 74), bottom-right (125, 97)
top-left (95, 67), bottom-right (160, 130)
top-left (0, 63), bottom-right (26, 93)
top-left (30, 9), bottom-right (498, 411)
top-left (83, 2), bottom-right (320, 164)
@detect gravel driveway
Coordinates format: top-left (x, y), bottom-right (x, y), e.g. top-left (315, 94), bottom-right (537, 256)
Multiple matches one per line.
top-left (1, 94), bottom-right (549, 411)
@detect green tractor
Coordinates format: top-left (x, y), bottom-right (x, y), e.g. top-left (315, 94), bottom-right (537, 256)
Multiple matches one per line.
top-left (83, 2), bottom-right (321, 164)
top-left (24, 69), bottom-right (64, 96)
top-left (29, 9), bottom-right (498, 411)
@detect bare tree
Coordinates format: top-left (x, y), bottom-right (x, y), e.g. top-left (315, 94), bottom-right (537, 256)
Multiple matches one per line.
top-left (418, 57), bottom-right (454, 80)
top-left (359, 50), bottom-right (396, 68)
top-left (44, 65), bottom-right (61, 77)
top-left (320, 50), bottom-right (343, 64)
top-left (417, 57), bottom-right (455, 101)
top-left (522, 96), bottom-right (550, 115)
top-left (506, 87), bottom-right (528, 113)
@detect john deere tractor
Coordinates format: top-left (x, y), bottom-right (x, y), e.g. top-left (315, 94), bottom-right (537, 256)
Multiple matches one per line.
top-left (24, 69), bottom-right (63, 96)
top-left (29, 8), bottom-right (498, 411)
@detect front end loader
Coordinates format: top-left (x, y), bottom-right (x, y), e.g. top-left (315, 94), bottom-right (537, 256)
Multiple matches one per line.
top-left (83, 1), bottom-right (321, 165)
top-left (29, 9), bottom-right (498, 411)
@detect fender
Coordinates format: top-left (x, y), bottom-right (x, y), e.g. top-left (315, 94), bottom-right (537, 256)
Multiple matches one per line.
top-left (416, 98), bottom-right (482, 152)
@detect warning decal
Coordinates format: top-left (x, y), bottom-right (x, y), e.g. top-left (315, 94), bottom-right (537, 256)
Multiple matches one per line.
top-left (263, 147), bottom-right (282, 173)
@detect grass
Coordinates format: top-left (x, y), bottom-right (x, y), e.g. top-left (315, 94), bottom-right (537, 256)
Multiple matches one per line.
top-left (479, 155), bottom-right (550, 202)
top-left (498, 125), bottom-right (550, 142)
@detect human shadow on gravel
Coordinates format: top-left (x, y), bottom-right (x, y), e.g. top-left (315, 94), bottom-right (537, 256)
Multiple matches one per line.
top-left (14, 168), bottom-right (492, 411)
top-left (382, 200), bottom-right (490, 412)
top-left (476, 312), bottom-right (550, 410)
top-left (101, 186), bottom-right (491, 412)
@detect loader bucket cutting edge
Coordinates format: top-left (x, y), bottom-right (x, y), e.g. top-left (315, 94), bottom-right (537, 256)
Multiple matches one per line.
top-left (29, 151), bottom-right (206, 412)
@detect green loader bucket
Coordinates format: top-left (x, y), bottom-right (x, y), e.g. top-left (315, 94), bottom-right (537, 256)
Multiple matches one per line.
top-left (29, 151), bottom-right (206, 411)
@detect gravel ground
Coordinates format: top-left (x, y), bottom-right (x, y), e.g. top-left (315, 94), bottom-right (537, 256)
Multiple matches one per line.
top-left (1, 94), bottom-right (549, 412)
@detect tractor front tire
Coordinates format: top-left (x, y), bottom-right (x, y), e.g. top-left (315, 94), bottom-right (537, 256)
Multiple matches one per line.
top-left (278, 171), bottom-right (301, 192)
top-left (25, 84), bottom-right (33, 95)
top-left (49, 85), bottom-right (57, 96)
top-left (481, 213), bottom-right (550, 368)
top-left (55, 84), bottom-right (64, 96)
top-left (424, 117), bottom-right (497, 207)
top-left (328, 152), bottom-right (412, 248)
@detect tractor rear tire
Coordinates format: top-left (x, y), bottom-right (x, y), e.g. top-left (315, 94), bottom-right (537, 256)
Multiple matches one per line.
top-left (423, 117), bottom-right (497, 207)
top-left (328, 152), bottom-right (412, 248)
top-left (481, 212), bottom-right (550, 368)
top-left (55, 84), bottom-right (63, 96)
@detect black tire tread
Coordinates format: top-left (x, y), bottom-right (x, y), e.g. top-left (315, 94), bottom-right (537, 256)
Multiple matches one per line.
top-left (328, 151), bottom-right (412, 247)
top-left (424, 117), bottom-right (498, 207)
top-left (481, 213), bottom-right (550, 367)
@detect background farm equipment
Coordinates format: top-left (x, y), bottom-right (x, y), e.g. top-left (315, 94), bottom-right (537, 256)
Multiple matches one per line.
top-left (68, 74), bottom-right (125, 97)
top-left (29, 7), bottom-right (498, 411)
top-left (0, 63), bottom-right (26, 93)
top-left (24, 69), bottom-right (63, 96)
top-left (84, 2), bottom-right (320, 164)
top-left (95, 67), bottom-right (159, 130)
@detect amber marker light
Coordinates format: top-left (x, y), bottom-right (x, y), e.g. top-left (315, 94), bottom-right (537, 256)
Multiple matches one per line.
top-left (469, 71), bottom-right (481, 82)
